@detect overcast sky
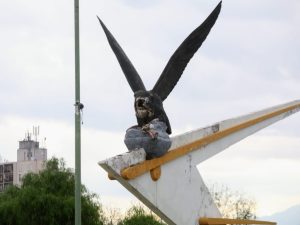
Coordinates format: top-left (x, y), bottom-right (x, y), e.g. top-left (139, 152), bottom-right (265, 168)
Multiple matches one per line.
top-left (1, 0), bottom-right (300, 218)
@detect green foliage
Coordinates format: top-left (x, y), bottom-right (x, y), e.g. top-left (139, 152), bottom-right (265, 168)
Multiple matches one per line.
top-left (118, 206), bottom-right (166, 225)
top-left (0, 157), bottom-right (105, 225)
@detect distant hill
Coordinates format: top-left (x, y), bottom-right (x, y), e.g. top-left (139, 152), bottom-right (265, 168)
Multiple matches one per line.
top-left (260, 204), bottom-right (300, 225)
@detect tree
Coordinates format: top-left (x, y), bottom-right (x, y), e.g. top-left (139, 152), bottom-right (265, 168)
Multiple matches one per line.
top-left (0, 157), bottom-right (105, 225)
top-left (209, 183), bottom-right (257, 220)
top-left (104, 206), bottom-right (122, 225)
top-left (118, 205), bottom-right (166, 225)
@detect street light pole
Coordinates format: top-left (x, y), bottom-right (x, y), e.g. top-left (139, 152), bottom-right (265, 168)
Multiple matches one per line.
top-left (74, 0), bottom-right (82, 225)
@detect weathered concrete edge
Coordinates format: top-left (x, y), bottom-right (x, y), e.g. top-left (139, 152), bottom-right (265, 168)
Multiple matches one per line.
top-left (98, 161), bottom-right (176, 225)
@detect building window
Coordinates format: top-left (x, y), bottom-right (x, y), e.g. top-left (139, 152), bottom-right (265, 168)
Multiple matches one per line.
top-left (4, 164), bottom-right (13, 173)
top-left (19, 174), bottom-right (22, 182)
top-left (0, 174), bottom-right (3, 183)
top-left (4, 173), bottom-right (13, 182)
top-left (0, 165), bottom-right (3, 173)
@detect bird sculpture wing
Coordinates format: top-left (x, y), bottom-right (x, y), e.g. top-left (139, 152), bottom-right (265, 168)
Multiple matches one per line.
top-left (98, 17), bottom-right (146, 92)
top-left (152, 1), bottom-right (222, 101)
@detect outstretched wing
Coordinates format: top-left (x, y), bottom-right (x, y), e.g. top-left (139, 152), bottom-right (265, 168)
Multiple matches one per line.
top-left (152, 1), bottom-right (222, 101)
top-left (98, 17), bottom-right (146, 92)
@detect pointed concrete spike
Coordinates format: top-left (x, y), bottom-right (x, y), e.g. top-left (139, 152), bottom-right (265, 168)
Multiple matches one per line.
top-left (170, 100), bottom-right (300, 166)
top-left (99, 99), bottom-right (300, 225)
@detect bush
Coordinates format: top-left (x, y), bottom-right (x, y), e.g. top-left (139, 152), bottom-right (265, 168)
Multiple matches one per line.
top-left (0, 157), bottom-right (105, 225)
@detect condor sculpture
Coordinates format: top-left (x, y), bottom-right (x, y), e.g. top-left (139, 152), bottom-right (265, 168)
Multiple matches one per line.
top-left (98, 2), bottom-right (222, 158)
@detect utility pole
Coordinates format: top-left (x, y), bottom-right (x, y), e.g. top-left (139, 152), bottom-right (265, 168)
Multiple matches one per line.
top-left (74, 0), bottom-right (83, 224)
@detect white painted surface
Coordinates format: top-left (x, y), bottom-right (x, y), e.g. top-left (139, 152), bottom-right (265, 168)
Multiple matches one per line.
top-left (99, 100), bottom-right (300, 225)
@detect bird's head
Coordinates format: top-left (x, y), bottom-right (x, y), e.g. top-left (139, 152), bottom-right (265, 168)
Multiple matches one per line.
top-left (134, 90), bottom-right (162, 121)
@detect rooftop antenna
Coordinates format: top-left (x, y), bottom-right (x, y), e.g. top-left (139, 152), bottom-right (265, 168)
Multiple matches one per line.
top-left (42, 137), bottom-right (47, 148)
top-left (32, 126), bottom-right (40, 142)
top-left (26, 130), bottom-right (31, 141)
top-left (33, 126), bottom-right (35, 141)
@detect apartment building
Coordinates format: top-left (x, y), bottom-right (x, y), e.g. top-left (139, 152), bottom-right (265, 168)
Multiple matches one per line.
top-left (0, 133), bottom-right (47, 192)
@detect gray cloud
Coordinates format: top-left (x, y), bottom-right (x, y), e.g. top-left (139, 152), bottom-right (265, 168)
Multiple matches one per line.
top-left (1, 1), bottom-right (299, 130)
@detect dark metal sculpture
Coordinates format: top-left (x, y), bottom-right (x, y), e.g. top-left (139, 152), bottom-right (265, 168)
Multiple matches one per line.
top-left (98, 1), bottom-right (222, 158)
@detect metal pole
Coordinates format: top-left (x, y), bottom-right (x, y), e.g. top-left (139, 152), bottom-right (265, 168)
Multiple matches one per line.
top-left (74, 0), bottom-right (82, 224)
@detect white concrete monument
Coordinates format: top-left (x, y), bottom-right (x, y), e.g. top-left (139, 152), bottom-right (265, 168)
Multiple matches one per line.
top-left (99, 100), bottom-right (300, 225)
